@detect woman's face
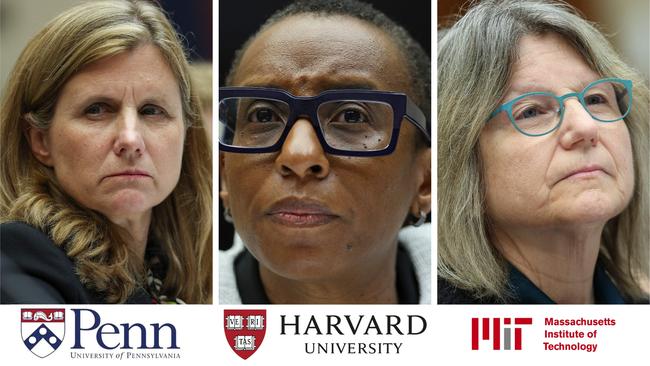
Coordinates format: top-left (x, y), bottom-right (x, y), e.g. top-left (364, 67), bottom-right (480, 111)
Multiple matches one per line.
top-left (221, 15), bottom-right (430, 281)
top-left (480, 33), bottom-right (634, 231)
top-left (30, 44), bottom-right (185, 226)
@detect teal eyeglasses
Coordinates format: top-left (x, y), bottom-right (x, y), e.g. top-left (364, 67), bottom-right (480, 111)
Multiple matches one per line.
top-left (489, 78), bottom-right (633, 136)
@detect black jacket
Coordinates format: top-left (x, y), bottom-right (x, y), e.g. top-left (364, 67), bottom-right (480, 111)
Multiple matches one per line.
top-left (438, 262), bottom-right (646, 304)
top-left (438, 276), bottom-right (501, 304)
top-left (0, 221), bottom-right (154, 304)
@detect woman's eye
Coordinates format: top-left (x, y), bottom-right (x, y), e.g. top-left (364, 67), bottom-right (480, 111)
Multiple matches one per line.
top-left (141, 105), bottom-right (166, 116)
top-left (521, 108), bottom-right (539, 119)
top-left (84, 103), bottom-right (108, 116)
top-left (249, 107), bottom-right (280, 123)
top-left (344, 109), bottom-right (363, 123)
top-left (585, 94), bottom-right (607, 105)
top-left (333, 106), bottom-right (369, 123)
top-left (514, 107), bottom-right (542, 120)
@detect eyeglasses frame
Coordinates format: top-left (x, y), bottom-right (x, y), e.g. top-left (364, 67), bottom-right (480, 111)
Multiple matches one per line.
top-left (218, 87), bottom-right (430, 156)
top-left (488, 78), bottom-right (633, 137)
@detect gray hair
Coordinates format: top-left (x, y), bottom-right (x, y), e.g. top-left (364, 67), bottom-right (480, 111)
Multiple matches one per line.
top-left (438, 0), bottom-right (649, 301)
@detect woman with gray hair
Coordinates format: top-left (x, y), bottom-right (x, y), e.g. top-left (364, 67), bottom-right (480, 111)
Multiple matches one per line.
top-left (438, 0), bottom-right (649, 304)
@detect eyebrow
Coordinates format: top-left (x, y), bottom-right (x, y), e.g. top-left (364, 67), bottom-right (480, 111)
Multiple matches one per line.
top-left (70, 93), bottom-right (174, 107)
top-left (504, 79), bottom-right (594, 100)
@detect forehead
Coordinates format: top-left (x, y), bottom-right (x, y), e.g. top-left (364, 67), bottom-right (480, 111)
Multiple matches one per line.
top-left (508, 33), bottom-right (599, 94)
top-left (59, 44), bottom-right (180, 97)
top-left (232, 14), bottom-right (411, 95)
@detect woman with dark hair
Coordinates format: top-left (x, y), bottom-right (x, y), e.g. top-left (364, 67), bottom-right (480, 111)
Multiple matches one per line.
top-left (219, 0), bottom-right (432, 304)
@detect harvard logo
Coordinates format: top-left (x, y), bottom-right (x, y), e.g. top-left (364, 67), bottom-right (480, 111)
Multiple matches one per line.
top-left (224, 309), bottom-right (266, 360)
top-left (21, 308), bottom-right (65, 358)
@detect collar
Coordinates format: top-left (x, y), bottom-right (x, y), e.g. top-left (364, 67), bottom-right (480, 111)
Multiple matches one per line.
top-left (508, 261), bottom-right (626, 304)
top-left (235, 244), bottom-right (419, 304)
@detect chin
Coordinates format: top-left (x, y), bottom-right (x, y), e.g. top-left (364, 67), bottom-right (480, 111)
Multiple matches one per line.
top-left (558, 193), bottom-right (627, 225)
top-left (260, 246), bottom-right (346, 282)
top-left (103, 197), bottom-right (157, 218)
top-left (268, 261), bottom-right (343, 282)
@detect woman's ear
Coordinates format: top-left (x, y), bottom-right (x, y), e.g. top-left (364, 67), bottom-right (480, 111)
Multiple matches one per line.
top-left (410, 147), bottom-right (431, 216)
top-left (24, 121), bottom-right (53, 166)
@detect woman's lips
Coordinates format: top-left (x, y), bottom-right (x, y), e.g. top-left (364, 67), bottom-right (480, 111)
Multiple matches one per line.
top-left (103, 170), bottom-right (152, 181)
top-left (266, 198), bottom-right (338, 227)
top-left (561, 165), bottom-right (607, 181)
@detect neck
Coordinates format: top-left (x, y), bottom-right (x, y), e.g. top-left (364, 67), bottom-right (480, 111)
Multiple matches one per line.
top-left (259, 250), bottom-right (399, 304)
top-left (108, 210), bottom-right (152, 262)
top-left (493, 222), bottom-right (603, 304)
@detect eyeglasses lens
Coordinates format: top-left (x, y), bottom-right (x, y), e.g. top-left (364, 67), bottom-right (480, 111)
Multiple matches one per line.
top-left (317, 100), bottom-right (393, 151)
top-left (219, 97), bottom-right (290, 148)
top-left (582, 80), bottom-right (630, 122)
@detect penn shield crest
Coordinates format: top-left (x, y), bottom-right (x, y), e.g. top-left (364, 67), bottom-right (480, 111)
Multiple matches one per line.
top-left (21, 308), bottom-right (66, 358)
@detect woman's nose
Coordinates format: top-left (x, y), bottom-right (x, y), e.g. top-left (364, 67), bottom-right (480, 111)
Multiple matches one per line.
top-left (113, 111), bottom-right (145, 159)
top-left (558, 98), bottom-right (600, 149)
top-left (274, 118), bottom-right (330, 179)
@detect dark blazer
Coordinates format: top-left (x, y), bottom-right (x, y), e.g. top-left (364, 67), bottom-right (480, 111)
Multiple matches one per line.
top-left (438, 276), bottom-right (501, 304)
top-left (1, 221), bottom-right (97, 304)
top-left (1, 221), bottom-right (155, 304)
top-left (438, 262), bottom-right (648, 304)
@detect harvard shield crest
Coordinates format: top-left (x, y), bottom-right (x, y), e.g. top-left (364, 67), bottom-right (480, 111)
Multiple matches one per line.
top-left (21, 308), bottom-right (65, 358)
top-left (224, 309), bottom-right (266, 360)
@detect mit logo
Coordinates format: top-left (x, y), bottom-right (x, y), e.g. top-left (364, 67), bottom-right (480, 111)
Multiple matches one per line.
top-left (471, 317), bottom-right (532, 350)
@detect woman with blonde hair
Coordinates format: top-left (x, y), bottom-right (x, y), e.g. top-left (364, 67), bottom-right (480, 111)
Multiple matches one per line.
top-left (438, 0), bottom-right (649, 303)
top-left (0, 0), bottom-right (212, 304)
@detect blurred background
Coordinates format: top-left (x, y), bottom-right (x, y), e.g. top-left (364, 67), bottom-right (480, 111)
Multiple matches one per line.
top-left (438, 0), bottom-right (650, 80)
top-left (0, 0), bottom-right (212, 90)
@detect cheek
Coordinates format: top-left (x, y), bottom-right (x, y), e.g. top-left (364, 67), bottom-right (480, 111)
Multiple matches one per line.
top-left (49, 126), bottom-right (106, 174)
top-left (222, 155), bottom-right (271, 220)
top-left (152, 127), bottom-right (186, 186)
top-left (480, 133), bottom-right (552, 219)
top-left (611, 126), bottom-right (635, 197)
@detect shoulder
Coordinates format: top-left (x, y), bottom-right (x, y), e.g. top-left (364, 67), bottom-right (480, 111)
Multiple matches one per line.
top-left (1, 221), bottom-right (90, 304)
top-left (1, 221), bottom-right (63, 260)
top-left (219, 234), bottom-right (244, 304)
top-left (399, 224), bottom-right (431, 304)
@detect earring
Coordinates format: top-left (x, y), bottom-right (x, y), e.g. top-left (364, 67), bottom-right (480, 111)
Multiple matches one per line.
top-left (224, 206), bottom-right (233, 223)
top-left (413, 210), bottom-right (427, 227)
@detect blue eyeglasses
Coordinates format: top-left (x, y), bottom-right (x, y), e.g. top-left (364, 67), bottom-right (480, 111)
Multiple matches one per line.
top-left (489, 78), bottom-right (633, 136)
top-left (218, 87), bottom-right (430, 157)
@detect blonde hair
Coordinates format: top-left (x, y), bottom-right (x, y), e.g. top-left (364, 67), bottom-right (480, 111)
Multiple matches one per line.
top-left (438, 0), bottom-right (649, 301)
top-left (0, 0), bottom-right (212, 303)
top-left (189, 62), bottom-right (213, 113)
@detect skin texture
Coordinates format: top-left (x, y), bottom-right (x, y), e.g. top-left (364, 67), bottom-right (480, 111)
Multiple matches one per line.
top-left (28, 44), bottom-right (185, 259)
top-left (220, 15), bottom-right (431, 304)
top-left (480, 33), bottom-right (634, 303)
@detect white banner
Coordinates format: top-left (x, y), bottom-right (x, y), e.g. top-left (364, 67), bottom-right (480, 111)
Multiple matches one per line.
top-left (1, 304), bottom-right (648, 365)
